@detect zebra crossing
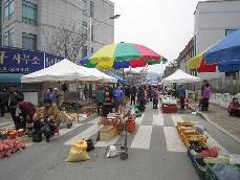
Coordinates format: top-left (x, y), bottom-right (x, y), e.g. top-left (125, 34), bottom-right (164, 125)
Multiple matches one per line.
top-left (0, 112), bottom-right (229, 154)
top-left (61, 112), bottom-right (229, 154)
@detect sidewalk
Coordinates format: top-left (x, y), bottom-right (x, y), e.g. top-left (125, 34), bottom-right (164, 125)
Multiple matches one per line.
top-left (190, 102), bottom-right (240, 143)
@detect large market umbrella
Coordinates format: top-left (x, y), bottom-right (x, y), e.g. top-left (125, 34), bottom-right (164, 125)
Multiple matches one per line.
top-left (78, 56), bottom-right (167, 69)
top-left (205, 29), bottom-right (240, 64)
top-left (89, 42), bottom-right (161, 69)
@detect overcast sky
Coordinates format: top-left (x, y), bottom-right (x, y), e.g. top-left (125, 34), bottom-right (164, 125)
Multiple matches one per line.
top-left (112, 0), bottom-right (205, 74)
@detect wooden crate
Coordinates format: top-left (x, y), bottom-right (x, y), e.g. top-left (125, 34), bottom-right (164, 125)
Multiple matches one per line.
top-left (100, 126), bottom-right (118, 142)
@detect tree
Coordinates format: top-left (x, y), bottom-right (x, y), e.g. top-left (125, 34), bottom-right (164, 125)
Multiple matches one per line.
top-left (43, 21), bottom-right (87, 62)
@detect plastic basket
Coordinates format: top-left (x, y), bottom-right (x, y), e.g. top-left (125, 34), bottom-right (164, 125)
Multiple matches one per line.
top-left (187, 148), bottom-right (206, 180)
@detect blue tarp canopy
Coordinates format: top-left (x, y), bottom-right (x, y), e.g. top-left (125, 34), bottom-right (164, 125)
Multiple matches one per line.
top-left (0, 73), bottom-right (23, 83)
top-left (205, 29), bottom-right (240, 64)
top-left (106, 72), bottom-right (129, 84)
top-left (218, 60), bottom-right (240, 72)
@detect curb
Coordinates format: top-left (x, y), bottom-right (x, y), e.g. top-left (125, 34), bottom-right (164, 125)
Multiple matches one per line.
top-left (190, 105), bottom-right (240, 144)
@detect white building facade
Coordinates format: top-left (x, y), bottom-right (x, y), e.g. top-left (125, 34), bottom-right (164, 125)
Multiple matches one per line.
top-left (1, 0), bottom-right (115, 59)
top-left (194, 0), bottom-right (240, 79)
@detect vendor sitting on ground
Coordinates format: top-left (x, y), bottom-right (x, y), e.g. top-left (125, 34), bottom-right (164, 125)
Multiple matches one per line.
top-left (33, 98), bottom-right (59, 142)
top-left (227, 97), bottom-right (240, 117)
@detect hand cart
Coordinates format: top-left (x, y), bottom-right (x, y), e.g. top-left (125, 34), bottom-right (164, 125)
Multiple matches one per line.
top-left (104, 108), bottom-right (132, 160)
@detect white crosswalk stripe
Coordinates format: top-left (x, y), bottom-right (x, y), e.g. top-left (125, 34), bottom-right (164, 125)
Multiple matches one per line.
top-left (87, 116), bottom-right (101, 124)
top-left (95, 135), bottom-right (120, 147)
top-left (64, 123), bottom-right (103, 145)
top-left (204, 132), bottom-right (229, 155)
top-left (164, 126), bottom-right (187, 152)
top-left (130, 125), bottom-right (152, 149)
top-left (51, 123), bottom-right (83, 140)
top-left (135, 113), bottom-right (145, 125)
top-left (152, 114), bottom-right (164, 126)
top-left (171, 114), bottom-right (184, 126)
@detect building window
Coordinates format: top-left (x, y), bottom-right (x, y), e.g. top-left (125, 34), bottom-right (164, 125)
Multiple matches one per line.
top-left (82, 21), bottom-right (88, 38)
top-left (22, 33), bottom-right (37, 50)
top-left (90, 1), bottom-right (94, 17)
top-left (91, 26), bottom-right (93, 42)
top-left (225, 29), bottom-right (238, 36)
top-left (82, 0), bottom-right (87, 16)
top-left (4, 0), bottom-right (14, 22)
top-left (82, 46), bottom-right (88, 57)
top-left (22, 0), bottom-right (38, 25)
top-left (3, 28), bottom-right (14, 46)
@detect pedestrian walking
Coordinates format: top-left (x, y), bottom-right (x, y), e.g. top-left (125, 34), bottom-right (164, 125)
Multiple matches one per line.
top-left (202, 83), bottom-right (211, 111)
top-left (178, 84), bottom-right (186, 110)
top-left (7, 86), bottom-right (24, 129)
top-left (96, 86), bottom-right (104, 116)
top-left (113, 84), bottom-right (124, 112)
top-left (152, 86), bottom-right (159, 109)
top-left (0, 88), bottom-right (8, 117)
top-left (137, 85), bottom-right (147, 112)
top-left (130, 85), bottom-right (137, 106)
top-left (102, 86), bottom-right (113, 117)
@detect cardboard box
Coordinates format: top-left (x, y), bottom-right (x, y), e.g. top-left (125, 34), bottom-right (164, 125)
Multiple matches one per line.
top-left (100, 126), bottom-right (118, 142)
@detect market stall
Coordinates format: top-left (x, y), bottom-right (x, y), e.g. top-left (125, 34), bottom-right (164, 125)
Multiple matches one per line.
top-left (161, 69), bottom-right (201, 84)
top-left (176, 121), bottom-right (240, 179)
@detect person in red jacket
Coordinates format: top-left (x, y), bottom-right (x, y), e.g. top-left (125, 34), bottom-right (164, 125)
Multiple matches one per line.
top-left (227, 97), bottom-right (240, 117)
top-left (18, 101), bottom-right (36, 130)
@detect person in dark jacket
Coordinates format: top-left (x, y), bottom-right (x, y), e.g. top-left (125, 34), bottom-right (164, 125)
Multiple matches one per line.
top-left (0, 88), bottom-right (8, 117)
top-left (130, 85), bottom-right (137, 106)
top-left (102, 86), bottom-right (113, 117)
top-left (137, 85), bottom-right (147, 112)
top-left (8, 86), bottom-right (24, 129)
top-left (178, 84), bottom-right (186, 110)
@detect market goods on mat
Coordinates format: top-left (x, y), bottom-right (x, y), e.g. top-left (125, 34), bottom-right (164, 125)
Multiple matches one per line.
top-left (0, 140), bottom-right (25, 158)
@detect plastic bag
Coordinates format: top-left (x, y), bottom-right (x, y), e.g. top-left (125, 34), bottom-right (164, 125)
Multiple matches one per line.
top-left (196, 146), bottom-right (218, 158)
top-left (66, 139), bottom-right (90, 162)
top-left (66, 149), bottom-right (90, 162)
top-left (211, 163), bottom-right (240, 180)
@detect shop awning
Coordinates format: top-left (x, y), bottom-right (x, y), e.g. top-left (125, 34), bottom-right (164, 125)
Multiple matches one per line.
top-left (0, 73), bottom-right (23, 83)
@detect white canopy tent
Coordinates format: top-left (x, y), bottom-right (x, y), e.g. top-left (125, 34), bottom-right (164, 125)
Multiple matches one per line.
top-left (21, 59), bottom-right (117, 83)
top-left (161, 69), bottom-right (201, 84)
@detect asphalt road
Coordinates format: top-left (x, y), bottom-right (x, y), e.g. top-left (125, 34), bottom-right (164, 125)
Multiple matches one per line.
top-left (1, 104), bottom-right (240, 180)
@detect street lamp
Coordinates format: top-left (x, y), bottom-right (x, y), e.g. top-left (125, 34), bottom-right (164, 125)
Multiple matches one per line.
top-left (88, 14), bottom-right (120, 55)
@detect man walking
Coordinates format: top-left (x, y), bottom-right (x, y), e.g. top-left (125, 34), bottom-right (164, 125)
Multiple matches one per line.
top-left (152, 86), bottom-right (159, 109)
top-left (178, 84), bottom-right (186, 110)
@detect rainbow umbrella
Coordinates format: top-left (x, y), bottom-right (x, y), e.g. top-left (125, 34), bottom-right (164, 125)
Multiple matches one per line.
top-left (89, 42), bottom-right (161, 69)
top-left (78, 56), bottom-right (167, 69)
